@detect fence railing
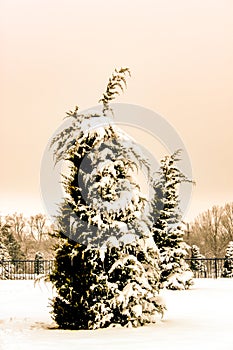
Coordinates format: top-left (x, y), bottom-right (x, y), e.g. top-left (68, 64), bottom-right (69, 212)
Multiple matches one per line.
top-left (0, 258), bottom-right (232, 280)
top-left (0, 259), bottom-right (55, 280)
top-left (185, 258), bottom-right (233, 278)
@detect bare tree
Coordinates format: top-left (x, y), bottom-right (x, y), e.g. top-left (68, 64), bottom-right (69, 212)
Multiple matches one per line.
top-left (28, 214), bottom-right (47, 243)
top-left (5, 213), bottom-right (26, 242)
top-left (185, 203), bottom-right (233, 257)
top-left (221, 203), bottom-right (233, 241)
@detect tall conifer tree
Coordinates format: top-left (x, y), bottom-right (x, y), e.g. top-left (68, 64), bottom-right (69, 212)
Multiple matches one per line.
top-left (151, 151), bottom-right (193, 290)
top-left (49, 68), bottom-right (165, 329)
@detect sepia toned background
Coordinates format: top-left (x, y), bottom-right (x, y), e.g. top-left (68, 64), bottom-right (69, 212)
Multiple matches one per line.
top-left (1, 0), bottom-right (232, 222)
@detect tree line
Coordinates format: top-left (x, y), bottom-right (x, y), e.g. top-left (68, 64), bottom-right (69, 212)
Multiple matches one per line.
top-left (0, 213), bottom-right (57, 260)
top-left (1, 203), bottom-right (233, 261)
top-left (184, 202), bottom-right (233, 258)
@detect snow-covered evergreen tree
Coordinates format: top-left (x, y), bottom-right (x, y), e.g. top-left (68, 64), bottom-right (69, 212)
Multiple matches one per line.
top-left (151, 151), bottom-right (193, 290)
top-left (49, 68), bottom-right (165, 329)
top-left (190, 245), bottom-right (207, 276)
top-left (34, 251), bottom-right (45, 274)
top-left (0, 242), bottom-right (13, 279)
top-left (222, 241), bottom-right (233, 278)
top-left (0, 218), bottom-right (24, 260)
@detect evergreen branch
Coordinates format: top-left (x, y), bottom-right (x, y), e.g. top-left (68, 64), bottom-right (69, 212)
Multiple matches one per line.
top-left (99, 67), bottom-right (131, 116)
top-left (50, 106), bottom-right (101, 164)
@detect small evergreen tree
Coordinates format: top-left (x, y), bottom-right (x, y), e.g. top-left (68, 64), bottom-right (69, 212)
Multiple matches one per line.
top-left (0, 222), bottom-right (25, 260)
top-left (222, 241), bottom-right (233, 278)
top-left (0, 242), bottom-right (13, 279)
top-left (49, 68), bottom-right (165, 329)
top-left (34, 251), bottom-right (45, 274)
top-left (151, 151), bottom-right (193, 290)
top-left (190, 245), bottom-right (207, 276)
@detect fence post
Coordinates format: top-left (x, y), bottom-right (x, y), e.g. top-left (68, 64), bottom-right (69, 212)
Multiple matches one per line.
top-left (214, 258), bottom-right (218, 279)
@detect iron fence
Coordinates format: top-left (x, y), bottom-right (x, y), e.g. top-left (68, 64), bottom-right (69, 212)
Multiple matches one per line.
top-left (185, 258), bottom-right (233, 278)
top-left (0, 258), bottom-right (232, 280)
top-left (0, 259), bottom-right (55, 280)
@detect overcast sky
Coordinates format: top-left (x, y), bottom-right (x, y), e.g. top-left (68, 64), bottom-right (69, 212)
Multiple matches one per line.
top-left (1, 0), bottom-right (232, 222)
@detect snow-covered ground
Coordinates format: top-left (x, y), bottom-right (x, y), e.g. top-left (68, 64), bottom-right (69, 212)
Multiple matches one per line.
top-left (0, 278), bottom-right (233, 350)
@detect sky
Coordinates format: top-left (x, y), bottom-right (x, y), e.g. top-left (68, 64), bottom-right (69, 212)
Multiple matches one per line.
top-left (1, 0), bottom-right (233, 222)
